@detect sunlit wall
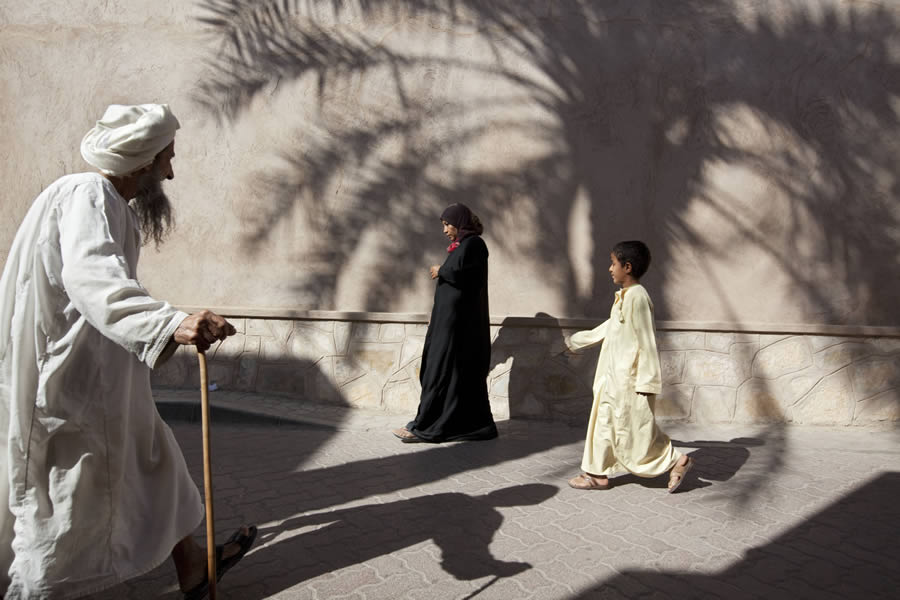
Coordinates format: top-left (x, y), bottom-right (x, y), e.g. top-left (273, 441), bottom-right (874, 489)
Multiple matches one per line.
top-left (2, 1), bottom-right (898, 330)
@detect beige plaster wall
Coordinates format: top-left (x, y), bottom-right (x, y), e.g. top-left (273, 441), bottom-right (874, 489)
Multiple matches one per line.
top-left (2, 1), bottom-right (899, 330)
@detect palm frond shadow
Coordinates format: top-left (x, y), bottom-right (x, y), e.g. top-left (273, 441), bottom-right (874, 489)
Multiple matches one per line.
top-left (192, 0), bottom-right (900, 496)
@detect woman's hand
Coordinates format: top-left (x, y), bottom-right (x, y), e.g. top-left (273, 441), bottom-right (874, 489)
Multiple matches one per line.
top-left (430, 265), bottom-right (441, 279)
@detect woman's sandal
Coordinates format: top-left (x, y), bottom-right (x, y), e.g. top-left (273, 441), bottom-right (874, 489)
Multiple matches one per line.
top-left (568, 473), bottom-right (609, 490)
top-left (667, 456), bottom-right (694, 494)
top-left (183, 525), bottom-right (258, 600)
top-left (391, 428), bottom-right (424, 443)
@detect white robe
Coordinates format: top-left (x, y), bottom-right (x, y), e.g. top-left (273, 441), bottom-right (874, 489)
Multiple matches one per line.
top-left (567, 284), bottom-right (680, 477)
top-left (0, 173), bottom-right (202, 599)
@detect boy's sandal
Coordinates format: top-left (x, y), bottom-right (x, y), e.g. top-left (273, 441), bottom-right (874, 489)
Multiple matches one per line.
top-left (392, 428), bottom-right (424, 443)
top-left (667, 457), bottom-right (694, 494)
top-left (568, 473), bottom-right (609, 490)
top-left (183, 525), bottom-right (258, 600)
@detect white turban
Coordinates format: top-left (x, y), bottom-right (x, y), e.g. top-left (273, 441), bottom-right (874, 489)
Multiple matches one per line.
top-left (80, 104), bottom-right (180, 176)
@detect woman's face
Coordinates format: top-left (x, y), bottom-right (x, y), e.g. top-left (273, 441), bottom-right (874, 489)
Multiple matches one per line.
top-left (442, 220), bottom-right (458, 241)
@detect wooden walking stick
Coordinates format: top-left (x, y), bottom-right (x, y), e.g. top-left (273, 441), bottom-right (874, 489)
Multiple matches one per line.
top-left (197, 348), bottom-right (217, 599)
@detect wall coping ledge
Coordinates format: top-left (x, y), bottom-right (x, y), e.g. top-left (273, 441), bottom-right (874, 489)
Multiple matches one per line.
top-left (177, 306), bottom-right (900, 338)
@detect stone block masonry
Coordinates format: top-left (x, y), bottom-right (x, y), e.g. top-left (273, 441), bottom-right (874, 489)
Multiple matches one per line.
top-left (153, 313), bottom-right (900, 426)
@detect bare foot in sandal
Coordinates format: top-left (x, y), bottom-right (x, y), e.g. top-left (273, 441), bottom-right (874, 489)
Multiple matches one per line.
top-left (174, 524), bottom-right (257, 597)
top-left (667, 455), bottom-right (694, 493)
top-left (392, 428), bottom-right (424, 443)
top-left (568, 473), bottom-right (609, 490)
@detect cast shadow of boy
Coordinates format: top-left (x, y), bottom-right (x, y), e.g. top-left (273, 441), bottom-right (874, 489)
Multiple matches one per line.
top-left (673, 437), bottom-right (763, 483)
top-left (236, 484), bottom-right (558, 598)
top-left (611, 437), bottom-right (763, 492)
top-left (490, 313), bottom-right (596, 425)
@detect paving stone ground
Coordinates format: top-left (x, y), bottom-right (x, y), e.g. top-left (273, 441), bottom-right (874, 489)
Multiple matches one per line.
top-left (85, 390), bottom-right (900, 600)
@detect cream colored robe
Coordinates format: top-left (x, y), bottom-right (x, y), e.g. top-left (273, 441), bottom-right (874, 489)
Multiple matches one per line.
top-left (567, 284), bottom-right (680, 477)
top-left (0, 173), bottom-right (202, 599)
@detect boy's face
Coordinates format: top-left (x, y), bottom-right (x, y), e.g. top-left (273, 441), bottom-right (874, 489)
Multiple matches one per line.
top-left (609, 253), bottom-right (632, 286)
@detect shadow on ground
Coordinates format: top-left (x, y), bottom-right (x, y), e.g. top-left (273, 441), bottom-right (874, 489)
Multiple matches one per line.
top-left (200, 424), bottom-right (577, 597)
top-left (572, 472), bottom-right (900, 600)
top-left (129, 419), bottom-right (582, 598)
top-left (241, 484), bottom-right (558, 599)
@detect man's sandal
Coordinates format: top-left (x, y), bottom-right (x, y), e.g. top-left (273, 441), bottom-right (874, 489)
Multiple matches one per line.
top-left (391, 428), bottom-right (424, 443)
top-left (568, 473), bottom-right (609, 490)
top-left (183, 525), bottom-right (258, 600)
top-left (667, 456), bottom-right (694, 494)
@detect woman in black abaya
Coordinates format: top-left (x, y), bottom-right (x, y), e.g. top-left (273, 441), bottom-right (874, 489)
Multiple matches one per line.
top-left (392, 204), bottom-right (498, 443)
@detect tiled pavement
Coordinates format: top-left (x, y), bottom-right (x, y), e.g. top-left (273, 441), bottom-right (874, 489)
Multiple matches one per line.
top-left (86, 390), bottom-right (900, 599)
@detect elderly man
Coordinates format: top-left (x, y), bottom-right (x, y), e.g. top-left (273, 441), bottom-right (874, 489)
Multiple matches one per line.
top-left (0, 104), bottom-right (255, 599)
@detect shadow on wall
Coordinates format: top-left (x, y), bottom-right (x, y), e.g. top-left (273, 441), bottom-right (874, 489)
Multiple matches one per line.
top-left (193, 0), bottom-right (899, 327)
top-left (570, 471), bottom-right (900, 599)
top-left (153, 342), bottom-right (350, 408)
top-left (489, 313), bottom-right (595, 424)
top-left (189, 0), bottom-right (899, 502)
top-left (151, 318), bottom-right (422, 414)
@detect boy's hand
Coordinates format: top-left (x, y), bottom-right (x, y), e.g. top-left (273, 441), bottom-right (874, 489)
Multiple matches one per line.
top-left (561, 335), bottom-right (579, 356)
top-left (559, 347), bottom-right (580, 359)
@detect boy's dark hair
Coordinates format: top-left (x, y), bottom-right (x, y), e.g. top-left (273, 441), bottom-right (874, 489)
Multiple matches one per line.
top-left (612, 241), bottom-right (651, 279)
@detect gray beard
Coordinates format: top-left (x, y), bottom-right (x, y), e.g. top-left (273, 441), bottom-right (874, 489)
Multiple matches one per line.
top-left (130, 168), bottom-right (174, 248)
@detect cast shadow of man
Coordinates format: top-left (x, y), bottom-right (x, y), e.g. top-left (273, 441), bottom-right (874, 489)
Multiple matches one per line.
top-left (234, 483), bottom-right (558, 598)
top-left (490, 313), bottom-right (596, 425)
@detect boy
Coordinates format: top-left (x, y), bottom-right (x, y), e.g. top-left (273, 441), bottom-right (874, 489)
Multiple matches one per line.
top-left (565, 241), bottom-right (693, 492)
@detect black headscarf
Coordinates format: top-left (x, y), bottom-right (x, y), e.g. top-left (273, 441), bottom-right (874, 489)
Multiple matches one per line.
top-left (440, 203), bottom-right (483, 246)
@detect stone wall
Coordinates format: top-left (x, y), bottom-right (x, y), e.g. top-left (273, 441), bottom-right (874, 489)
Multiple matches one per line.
top-left (4, 2), bottom-right (900, 332)
top-left (153, 317), bottom-right (900, 426)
